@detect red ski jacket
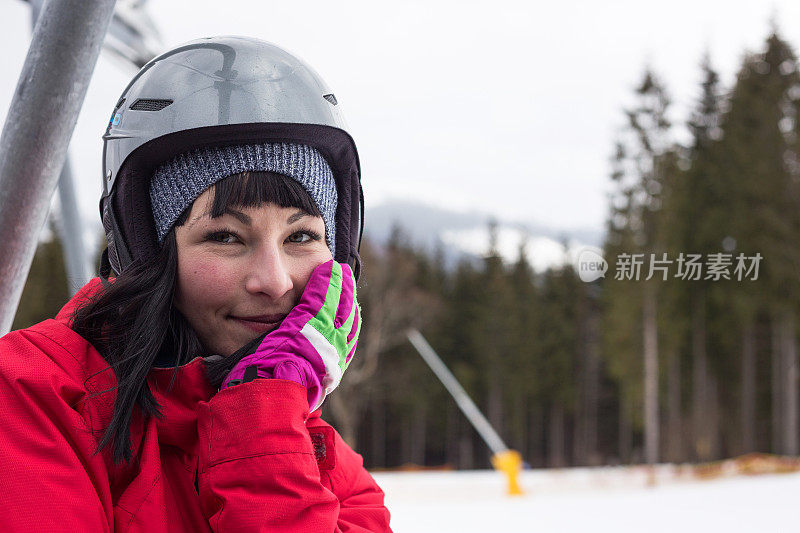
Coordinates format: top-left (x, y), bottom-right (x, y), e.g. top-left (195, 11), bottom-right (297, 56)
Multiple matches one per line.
top-left (0, 278), bottom-right (391, 532)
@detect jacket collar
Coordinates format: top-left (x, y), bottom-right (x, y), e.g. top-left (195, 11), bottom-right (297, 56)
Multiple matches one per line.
top-left (148, 358), bottom-right (217, 449)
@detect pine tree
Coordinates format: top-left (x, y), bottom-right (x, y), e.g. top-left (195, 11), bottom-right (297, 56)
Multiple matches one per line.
top-left (657, 54), bottom-right (727, 461)
top-left (536, 264), bottom-right (580, 466)
top-left (716, 31), bottom-right (800, 455)
top-left (475, 220), bottom-right (513, 440)
top-left (504, 236), bottom-right (539, 461)
top-left (603, 68), bottom-right (676, 464)
top-left (444, 257), bottom-right (485, 468)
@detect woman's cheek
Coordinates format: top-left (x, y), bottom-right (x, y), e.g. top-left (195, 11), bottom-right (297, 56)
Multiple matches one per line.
top-left (179, 255), bottom-right (235, 308)
top-left (293, 248), bottom-right (335, 292)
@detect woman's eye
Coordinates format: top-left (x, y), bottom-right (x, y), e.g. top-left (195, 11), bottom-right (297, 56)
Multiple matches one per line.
top-left (287, 231), bottom-right (311, 244)
top-left (206, 231), bottom-right (239, 244)
top-left (287, 230), bottom-right (321, 244)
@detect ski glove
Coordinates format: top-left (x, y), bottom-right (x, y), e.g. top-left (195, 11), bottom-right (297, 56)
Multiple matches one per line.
top-left (221, 260), bottom-right (361, 412)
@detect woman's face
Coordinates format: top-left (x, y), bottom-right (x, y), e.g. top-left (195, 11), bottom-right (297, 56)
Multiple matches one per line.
top-left (173, 188), bottom-right (333, 356)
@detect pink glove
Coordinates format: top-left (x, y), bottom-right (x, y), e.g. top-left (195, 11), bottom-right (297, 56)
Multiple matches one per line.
top-left (221, 260), bottom-right (361, 412)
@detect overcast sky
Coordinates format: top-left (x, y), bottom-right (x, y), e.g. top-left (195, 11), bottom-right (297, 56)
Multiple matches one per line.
top-left (2, 0), bottom-right (800, 243)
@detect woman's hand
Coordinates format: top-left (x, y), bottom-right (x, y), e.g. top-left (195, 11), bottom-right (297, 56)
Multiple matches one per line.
top-left (221, 260), bottom-right (360, 412)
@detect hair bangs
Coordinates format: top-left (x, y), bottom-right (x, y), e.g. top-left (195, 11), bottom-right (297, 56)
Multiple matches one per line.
top-left (172, 171), bottom-right (322, 228)
top-left (209, 171), bottom-right (322, 219)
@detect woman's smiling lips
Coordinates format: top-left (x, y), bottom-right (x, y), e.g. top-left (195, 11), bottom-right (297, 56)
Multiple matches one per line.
top-left (230, 313), bottom-right (288, 333)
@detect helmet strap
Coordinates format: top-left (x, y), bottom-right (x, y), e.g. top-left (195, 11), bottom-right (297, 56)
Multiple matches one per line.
top-left (99, 247), bottom-right (113, 279)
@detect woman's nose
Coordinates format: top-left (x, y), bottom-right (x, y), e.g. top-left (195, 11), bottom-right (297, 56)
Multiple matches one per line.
top-left (244, 243), bottom-right (293, 299)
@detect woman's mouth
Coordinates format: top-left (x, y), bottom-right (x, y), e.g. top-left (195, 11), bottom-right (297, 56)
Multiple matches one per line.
top-left (230, 314), bottom-right (287, 333)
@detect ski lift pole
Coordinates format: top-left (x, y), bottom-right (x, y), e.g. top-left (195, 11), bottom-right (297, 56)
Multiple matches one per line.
top-left (26, 0), bottom-right (94, 295)
top-left (0, 0), bottom-right (118, 334)
top-left (406, 328), bottom-right (524, 495)
top-left (55, 157), bottom-right (91, 293)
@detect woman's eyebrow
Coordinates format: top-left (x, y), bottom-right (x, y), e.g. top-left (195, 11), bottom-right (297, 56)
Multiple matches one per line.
top-left (287, 211), bottom-right (309, 224)
top-left (222, 208), bottom-right (251, 225)
top-left (188, 208), bottom-right (252, 228)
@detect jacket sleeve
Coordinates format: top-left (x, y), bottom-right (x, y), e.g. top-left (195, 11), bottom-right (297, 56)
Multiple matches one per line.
top-left (314, 419), bottom-right (392, 532)
top-left (196, 379), bottom-right (391, 532)
top-left (0, 327), bottom-right (112, 531)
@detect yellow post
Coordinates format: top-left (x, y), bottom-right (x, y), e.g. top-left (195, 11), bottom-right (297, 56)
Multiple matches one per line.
top-left (491, 449), bottom-right (525, 495)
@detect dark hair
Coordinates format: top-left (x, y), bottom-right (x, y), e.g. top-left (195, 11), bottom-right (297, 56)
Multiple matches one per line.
top-left (71, 171), bottom-right (323, 464)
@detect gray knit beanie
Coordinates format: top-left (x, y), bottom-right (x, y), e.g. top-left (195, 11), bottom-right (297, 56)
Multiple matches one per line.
top-left (150, 143), bottom-right (337, 254)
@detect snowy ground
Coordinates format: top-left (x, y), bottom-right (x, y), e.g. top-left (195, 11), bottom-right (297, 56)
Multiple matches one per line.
top-left (373, 466), bottom-right (800, 532)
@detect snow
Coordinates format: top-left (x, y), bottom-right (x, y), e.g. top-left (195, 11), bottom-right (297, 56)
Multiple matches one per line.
top-left (373, 467), bottom-right (800, 532)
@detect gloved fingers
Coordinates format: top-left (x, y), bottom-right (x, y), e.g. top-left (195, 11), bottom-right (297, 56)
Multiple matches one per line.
top-left (346, 339), bottom-right (358, 366)
top-left (294, 260), bottom-right (337, 318)
top-left (314, 260), bottom-right (343, 329)
top-left (345, 303), bottom-right (361, 367)
top-left (346, 300), bottom-right (360, 345)
top-left (333, 263), bottom-right (356, 328)
top-left (338, 297), bottom-right (357, 337)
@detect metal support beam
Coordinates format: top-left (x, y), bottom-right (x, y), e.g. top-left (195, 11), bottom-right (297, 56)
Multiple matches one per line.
top-left (55, 157), bottom-right (91, 293)
top-left (28, 0), bottom-right (93, 297)
top-left (407, 328), bottom-right (508, 455)
top-left (0, 0), bottom-right (117, 334)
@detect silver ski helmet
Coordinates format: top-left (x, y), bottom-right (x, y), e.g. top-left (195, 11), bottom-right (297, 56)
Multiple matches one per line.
top-left (101, 36), bottom-right (363, 278)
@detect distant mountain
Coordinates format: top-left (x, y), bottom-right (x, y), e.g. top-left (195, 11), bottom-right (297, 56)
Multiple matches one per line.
top-left (363, 200), bottom-right (604, 272)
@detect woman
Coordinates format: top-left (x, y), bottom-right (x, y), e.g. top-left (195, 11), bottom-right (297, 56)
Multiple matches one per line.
top-left (0, 36), bottom-right (391, 532)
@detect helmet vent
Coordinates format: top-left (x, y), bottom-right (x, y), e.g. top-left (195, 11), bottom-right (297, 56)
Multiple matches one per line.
top-left (130, 98), bottom-right (174, 111)
top-left (323, 94), bottom-right (338, 106)
top-left (115, 97), bottom-right (126, 110)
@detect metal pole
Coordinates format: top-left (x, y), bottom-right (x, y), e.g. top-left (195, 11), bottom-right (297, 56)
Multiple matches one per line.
top-left (0, 0), bottom-right (117, 334)
top-left (406, 328), bottom-right (509, 455)
top-left (55, 158), bottom-right (92, 293)
top-left (29, 0), bottom-right (93, 297)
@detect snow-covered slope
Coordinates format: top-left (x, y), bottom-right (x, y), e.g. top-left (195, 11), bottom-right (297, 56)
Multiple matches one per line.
top-left (373, 468), bottom-right (800, 532)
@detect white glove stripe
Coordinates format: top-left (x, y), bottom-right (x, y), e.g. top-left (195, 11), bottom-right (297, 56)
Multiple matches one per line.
top-left (300, 323), bottom-right (343, 411)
